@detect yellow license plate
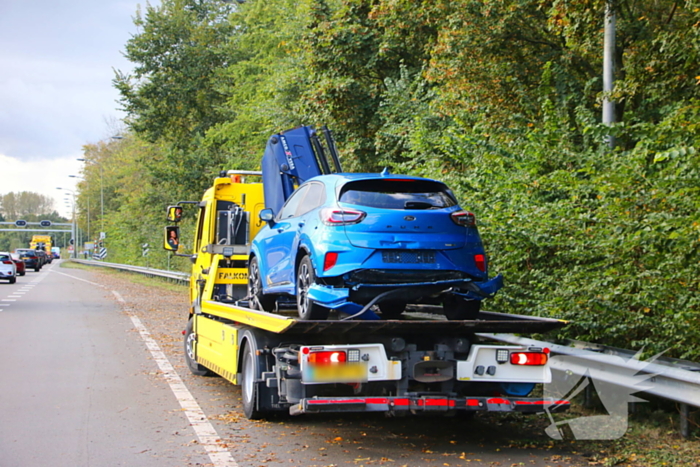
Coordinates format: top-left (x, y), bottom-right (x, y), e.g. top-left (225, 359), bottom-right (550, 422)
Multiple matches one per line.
top-left (304, 363), bottom-right (368, 383)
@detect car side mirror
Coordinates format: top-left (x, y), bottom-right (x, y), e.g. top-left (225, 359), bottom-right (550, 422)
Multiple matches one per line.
top-left (259, 208), bottom-right (275, 225)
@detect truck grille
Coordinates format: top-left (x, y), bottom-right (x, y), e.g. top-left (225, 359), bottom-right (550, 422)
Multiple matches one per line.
top-left (382, 250), bottom-right (436, 264)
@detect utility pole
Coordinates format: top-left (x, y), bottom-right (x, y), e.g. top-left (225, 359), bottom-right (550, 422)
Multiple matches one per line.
top-left (602, 1), bottom-right (616, 148)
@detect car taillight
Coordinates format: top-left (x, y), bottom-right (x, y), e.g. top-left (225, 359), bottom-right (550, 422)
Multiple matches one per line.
top-left (2, 260), bottom-right (13, 265)
top-left (510, 352), bottom-right (548, 366)
top-left (321, 208), bottom-right (366, 226)
top-left (307, 350), bottom-right (347, 365)
top-left (451, 210), bottom-right (476, 227)
top-left (323, 252), bottom-right (338, 271)
top-left (474, 254), bottom-right (486, 272)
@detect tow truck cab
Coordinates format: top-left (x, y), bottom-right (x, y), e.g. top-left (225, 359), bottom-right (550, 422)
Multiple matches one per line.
top-left (164, 170), bottom-right (265, 310)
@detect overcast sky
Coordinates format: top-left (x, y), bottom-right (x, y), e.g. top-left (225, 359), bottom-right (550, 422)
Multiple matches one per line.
top-left (0, 1), bottom-right (148, 218)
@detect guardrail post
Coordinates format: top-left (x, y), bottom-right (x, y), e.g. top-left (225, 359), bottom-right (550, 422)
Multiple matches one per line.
top-left (680, 403), bottom-right (690, 439)
top-left (584, 378), bottom-right (594, 408)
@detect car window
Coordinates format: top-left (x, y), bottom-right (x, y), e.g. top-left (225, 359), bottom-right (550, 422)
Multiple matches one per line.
top-left (339, 180), bottom-right (458, 210)
top-left (0, 254), bottom-right (10, 261)
top-left (277, 184), bottom-right (310, 220)
top-left (295, 182), bottom-right (326, 217)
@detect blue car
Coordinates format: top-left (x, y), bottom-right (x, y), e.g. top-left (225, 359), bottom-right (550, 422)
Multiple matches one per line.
top-left (248, 172), bottom-right (503, 320)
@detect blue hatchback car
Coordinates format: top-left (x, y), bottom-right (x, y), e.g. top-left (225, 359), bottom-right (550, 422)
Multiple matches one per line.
top-left (248, 172), bottom-right (502, 320)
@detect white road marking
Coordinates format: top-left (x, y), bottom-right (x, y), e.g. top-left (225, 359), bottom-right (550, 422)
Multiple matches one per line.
top-left (112, 291), bottom-right (239, 467)
top-left (1, 299), bottom-right (16, 302)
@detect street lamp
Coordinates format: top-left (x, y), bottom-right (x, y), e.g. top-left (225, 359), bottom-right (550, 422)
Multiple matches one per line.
top-left (76, 158), bottom-right (103, 240)
top-left (57, 187), bottom-right (77, 258)
top-left (78, 136), bottom-right (120, 240)
top-left (69, 175), bottom-right (90, 244)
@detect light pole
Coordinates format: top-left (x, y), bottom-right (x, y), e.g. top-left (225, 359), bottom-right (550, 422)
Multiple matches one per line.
top-left (57, 187), bottom-right (76, 258)
top-left (77, 135), bottom-right (123, 259)
top-left (69, 175), bottom-right (90, 244)
top-left (76, 158), bottom-right (103, 240)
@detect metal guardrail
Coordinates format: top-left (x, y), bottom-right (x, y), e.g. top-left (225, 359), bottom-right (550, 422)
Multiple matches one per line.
top-left (70, 259), bottom-right (189, 283)
top-left (70, 258), bottom-right (698, 437)
top-left (479, 333), bottom-right (700, 438)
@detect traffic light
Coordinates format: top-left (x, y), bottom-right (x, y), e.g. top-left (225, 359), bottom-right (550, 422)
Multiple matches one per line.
top-left (70, 238), bottom-right (74, 245)
top-left (40, 220), bottom-right (52, 227)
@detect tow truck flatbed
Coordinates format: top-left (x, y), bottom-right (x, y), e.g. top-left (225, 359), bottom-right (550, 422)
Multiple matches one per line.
top-left (202, 299), bottom-right (566, 336)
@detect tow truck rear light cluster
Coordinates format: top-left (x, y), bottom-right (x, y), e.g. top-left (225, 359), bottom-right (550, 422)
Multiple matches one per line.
top-left (321, 208), bottom-right (366, 226)
top-left (308, 351), bottom-right (346, 364)
top-left (510, 351), bottom-right (549, 366)
top-left (450, 210), bottom-right (476, 227)
top-left (302, 347), bottom-right (362, 365)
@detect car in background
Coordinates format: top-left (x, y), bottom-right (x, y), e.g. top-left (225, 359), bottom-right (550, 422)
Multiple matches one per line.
top-left (10, 253), bottom-right (25, 276)
top-left (248, 172), bottom-right (503, 320)
top-left (15, 249), bottom-right (41, 271)
top-left (36, 249), bottom-right (50, 265)
top-left (0, 252), bottom-right (17, 284)
top-left (51, 247), bottom-right (61, 260)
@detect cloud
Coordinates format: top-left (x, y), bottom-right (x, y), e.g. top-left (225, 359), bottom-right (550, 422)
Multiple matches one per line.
top-left (0, 153), bottom-right (84, 218)
top-left (0, 1), bottom-right (145, 161)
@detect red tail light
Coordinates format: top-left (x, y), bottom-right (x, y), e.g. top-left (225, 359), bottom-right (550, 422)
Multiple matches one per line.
top-left (323, 252), bottom-right (338, 271)
top-left (474, 254), bottom-right (486, 272)
top-left (321, 208), bottom-right (366, 226)
top-left (451, 210), bottom-right (476, 227)
top-left (308, 350), bottom-right (347, 365)
top-left (2, 260), bottom-right (13, 265)
top-left (510, 352), bottom-right (548, 366)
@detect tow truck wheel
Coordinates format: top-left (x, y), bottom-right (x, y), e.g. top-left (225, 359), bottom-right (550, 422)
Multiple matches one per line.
top-left (296, 256), bottom-right (329, 320)
top-left (443, 295), bottom-right (481, 320)
top-left (248, 257), bottom-right (275, 312)
top-left (241, 344), bottom-right (263, 419)
top-left (184, 318), bottom-right (212, 376)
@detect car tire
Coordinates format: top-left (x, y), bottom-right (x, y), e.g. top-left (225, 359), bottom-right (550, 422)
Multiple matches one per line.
top-left (378, 301), bottom-right (406, 319)
top-left (34, 266), bottom-right (40, 272)
top-left (248, 257), bottom-right (276, 312)
top-left (296, 256), bottom-right (329, 320)
top-left (443, 295), bottom-right (481, 320)
top-left (9, 277), bottom-right (16, 284)
top-left (184, 317), bottom-right (213, 376)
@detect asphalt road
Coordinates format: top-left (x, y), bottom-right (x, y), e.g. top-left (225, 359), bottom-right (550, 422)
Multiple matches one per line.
top-left (0, 261), bottom-right (211, 466)
top-left (0, 261), bottom-right (588, 467)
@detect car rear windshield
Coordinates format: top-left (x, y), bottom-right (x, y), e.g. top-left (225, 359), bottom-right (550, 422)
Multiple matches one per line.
top-left (17, 250), bottom-right (36, 257)
top-left (339, 179), bottom-right (458, 210)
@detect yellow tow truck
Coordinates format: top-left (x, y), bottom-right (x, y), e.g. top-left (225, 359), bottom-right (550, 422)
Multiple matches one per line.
top-left (163, 128), bottom-right (568, 419)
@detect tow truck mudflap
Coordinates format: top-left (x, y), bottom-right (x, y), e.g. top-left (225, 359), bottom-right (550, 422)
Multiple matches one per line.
top-left (290, 396), bottom-right (569, 415)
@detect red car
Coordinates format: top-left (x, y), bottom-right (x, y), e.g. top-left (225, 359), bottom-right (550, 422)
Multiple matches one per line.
top-left (10, 253), bottom-right (26, 276)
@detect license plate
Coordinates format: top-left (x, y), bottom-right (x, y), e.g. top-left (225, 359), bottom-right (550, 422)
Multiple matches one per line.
top-left (303, 363), bottom-right (368, 383)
